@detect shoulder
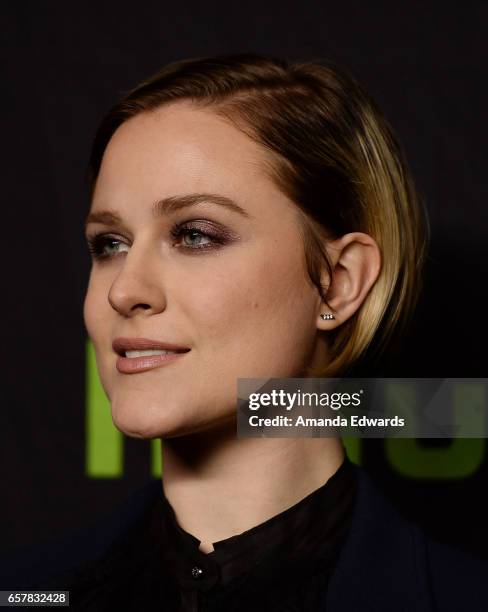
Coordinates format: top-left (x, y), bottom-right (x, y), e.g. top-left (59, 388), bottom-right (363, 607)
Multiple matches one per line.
top-left (0, 479), bottom-right (162, 591)
top-left (327, 465), bottom-right (488, 611)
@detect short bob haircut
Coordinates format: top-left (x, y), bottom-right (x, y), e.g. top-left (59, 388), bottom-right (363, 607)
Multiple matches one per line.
top-left (87, 53), bottom-right (430, 377)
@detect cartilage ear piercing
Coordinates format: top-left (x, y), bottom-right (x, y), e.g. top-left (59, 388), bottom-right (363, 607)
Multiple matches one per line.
top-left (320, 313), bottom-right (335, 320)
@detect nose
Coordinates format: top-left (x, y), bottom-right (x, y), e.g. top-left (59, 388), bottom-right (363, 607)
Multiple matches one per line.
top-left (108, 241), bottom-right (167, 318)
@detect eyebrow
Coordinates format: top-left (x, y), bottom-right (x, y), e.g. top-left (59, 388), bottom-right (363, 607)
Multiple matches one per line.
top-left (84, 193), bottom-right (251, 230)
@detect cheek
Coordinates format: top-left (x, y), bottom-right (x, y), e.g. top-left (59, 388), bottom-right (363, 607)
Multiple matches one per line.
top-left (83, 276), bottom-right (103, 341)
top-left (185, 247), bottom-right (316, 373)
top-left (83, 274), bottom-right (114, 360)
top-left (83, 275), bottom-right (115, 398)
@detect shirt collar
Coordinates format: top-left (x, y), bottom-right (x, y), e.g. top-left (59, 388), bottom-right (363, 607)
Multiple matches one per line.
top-left (150, 455), bottom-right (357, 594)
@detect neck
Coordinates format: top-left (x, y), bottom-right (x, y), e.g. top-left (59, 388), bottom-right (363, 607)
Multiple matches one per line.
top-left (160, 423), bottom-right (345, 553)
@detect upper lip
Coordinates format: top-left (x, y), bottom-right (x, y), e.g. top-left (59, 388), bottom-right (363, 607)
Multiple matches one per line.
top-left (112, 337), bottom-right (191, 356)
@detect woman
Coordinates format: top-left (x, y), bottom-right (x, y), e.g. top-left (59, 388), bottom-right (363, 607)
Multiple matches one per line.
top-left (3, 53), bottom-right (487, 610)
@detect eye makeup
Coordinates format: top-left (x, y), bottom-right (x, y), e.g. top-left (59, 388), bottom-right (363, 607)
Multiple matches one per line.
top-left (85, 218), bottom-right (240, 261)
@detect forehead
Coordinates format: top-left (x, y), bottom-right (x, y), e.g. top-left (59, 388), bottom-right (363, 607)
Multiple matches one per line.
top-left (91, 101), bottom-right (303, 233)
top-left (95, 102), bottom-right (276, 201)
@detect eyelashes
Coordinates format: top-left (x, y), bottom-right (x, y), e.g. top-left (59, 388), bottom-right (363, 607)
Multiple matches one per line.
top-left (85, 222), bottom-right (227, 262)
top-left (86, 234), bottom-right (125, 260)
top-left (170, 223), bottom-right (227, 250)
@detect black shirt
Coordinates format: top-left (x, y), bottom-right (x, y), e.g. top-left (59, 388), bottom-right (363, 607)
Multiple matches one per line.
top-left (41, 456), bottom-right (357, 611)
top-left (7, 457), bottom-right (488, 610)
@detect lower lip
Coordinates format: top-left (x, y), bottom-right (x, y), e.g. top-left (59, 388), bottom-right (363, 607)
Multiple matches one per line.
top-left (116, 351), bottom-right (190, 374)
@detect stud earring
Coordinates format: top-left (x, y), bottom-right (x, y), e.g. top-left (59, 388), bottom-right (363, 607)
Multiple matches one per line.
top-left (320, 313), bottom-right (335, 320)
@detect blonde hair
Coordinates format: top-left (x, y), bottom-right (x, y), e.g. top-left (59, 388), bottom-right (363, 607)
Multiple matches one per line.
top-left (88, 53), bottom-right (430, 376)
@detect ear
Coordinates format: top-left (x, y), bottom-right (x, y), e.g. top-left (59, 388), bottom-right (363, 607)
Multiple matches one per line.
top-left (316, 232), bottom-right (382, 330)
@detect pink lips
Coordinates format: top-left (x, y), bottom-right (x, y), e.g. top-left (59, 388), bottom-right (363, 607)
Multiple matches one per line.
top-left (113, 337), bottom-right (191, 374)
top-left (116, 351), bottom-right (189, 373)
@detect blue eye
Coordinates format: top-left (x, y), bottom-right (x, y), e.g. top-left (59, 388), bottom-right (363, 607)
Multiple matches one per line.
top-left (86, 234), bottom-right (127, 261)
top-left (178, 228), bottom-right (213, 247)
top-left (170, 223), bottom-right (226, 251)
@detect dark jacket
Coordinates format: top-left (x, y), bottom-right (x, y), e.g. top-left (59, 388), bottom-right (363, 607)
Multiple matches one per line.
top-left (1, 466), bottom-right (487, 611)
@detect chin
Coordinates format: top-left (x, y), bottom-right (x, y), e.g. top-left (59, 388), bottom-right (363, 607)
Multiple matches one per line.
top-left (111, 401), bottom-right (185, 439)
top-left (110, 399), bottom-right (235, 440)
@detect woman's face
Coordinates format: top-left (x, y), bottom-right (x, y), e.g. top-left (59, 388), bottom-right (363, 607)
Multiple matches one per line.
top-left (83, 101), bottom-right (328, 439)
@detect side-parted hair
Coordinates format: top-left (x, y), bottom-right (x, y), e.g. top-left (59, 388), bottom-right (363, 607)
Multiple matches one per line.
top-left (88, 53), bottom-right (430, 377)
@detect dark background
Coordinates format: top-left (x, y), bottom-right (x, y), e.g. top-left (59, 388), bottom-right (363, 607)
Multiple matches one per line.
top-left (1, 2), bottom-right (487, 560)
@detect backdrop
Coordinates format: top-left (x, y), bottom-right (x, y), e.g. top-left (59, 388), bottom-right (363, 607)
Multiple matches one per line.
top-left (2, 2), bottom-right (487, 560)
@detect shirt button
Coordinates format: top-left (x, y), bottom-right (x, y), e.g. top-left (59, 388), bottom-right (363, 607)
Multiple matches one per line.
top-left (191, 566), bottom-right (204, 579)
